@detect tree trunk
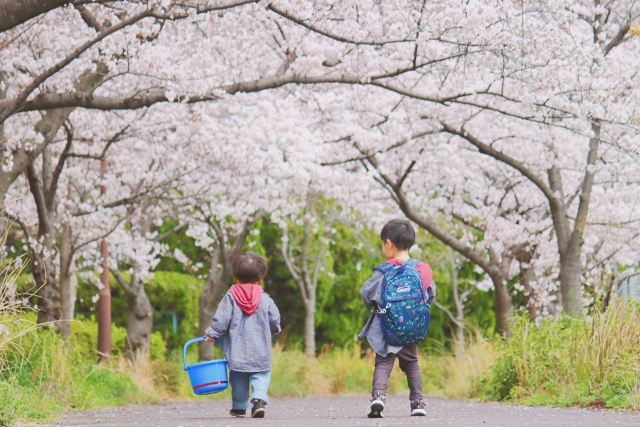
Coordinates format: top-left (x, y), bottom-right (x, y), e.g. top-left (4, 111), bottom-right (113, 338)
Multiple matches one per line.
top-left (34, 233), bottom-right (61, 325)
top-left (58, 222), bottom-right (73, 338)
top-left (442, 123), bottom-right (601, 319)
top-left (69, 273), bottom-right (78, 320)
top-left (558, 125), bottom-right (600, 316)
top-left (451, 264), bottom-right (465, 358)
top-left (517, 250), bottom-right (538, 321)
top-left (559, 250), bottom-right (584, 316)
top-left (303, 295), bottom-right (317, 356)
top-left (198, 269), bottom-right (229, 360)
top-left (0, 72), bottom-right (8, 259)
top-left (488, 271), bottom-right (514, 336)
top-left (0, 0), bottom-right (71, 33)
top-left (279, 197), bottom-right (326, 357)
top-left (125, 280), bottom-right (153, 359)
top-left (455, 320), bottom-right (465, 359)
top-left (112, 267), bottom-right (153, 360)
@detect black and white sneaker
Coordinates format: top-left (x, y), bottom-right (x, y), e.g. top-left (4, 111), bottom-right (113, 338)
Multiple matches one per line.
top-left (251, 399), bottom-right (266, 418)
top-left (229, 409), bottom-right (246, 418)
top-left (368, 392), bottom-right (386, 418)
top-left (410, 399), bottom-right (427, 416)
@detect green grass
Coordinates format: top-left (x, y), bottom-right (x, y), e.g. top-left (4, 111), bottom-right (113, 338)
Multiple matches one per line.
top-left (2, 302), bottom-right (640, 427)
top-left (0, 324), bottom-right (155, 426)
top-left (480, 301), bottom-right (640, 409)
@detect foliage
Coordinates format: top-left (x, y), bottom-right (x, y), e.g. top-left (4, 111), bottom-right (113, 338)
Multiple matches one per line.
top-left (70, 316), bottom-right (167, 361)
top-left (481, 301), bottom-right (640, 409)
top-left (1, 325), bottom-right (150, 425)
top-left (0, 315), bottom-right (195, 426)
top-left (74, 271), bottom-right (202, 353)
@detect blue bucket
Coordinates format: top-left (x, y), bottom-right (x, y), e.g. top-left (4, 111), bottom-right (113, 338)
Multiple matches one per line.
top-left (183, 336), bottom-right (229, 395)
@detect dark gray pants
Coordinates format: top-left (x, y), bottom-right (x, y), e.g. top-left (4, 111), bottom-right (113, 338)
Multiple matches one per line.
top-left (372, 344), bottom-right (423, 401)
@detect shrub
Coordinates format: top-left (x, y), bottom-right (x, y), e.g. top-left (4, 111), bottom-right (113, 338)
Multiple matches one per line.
top-left (482, 301), bottom-right (640, 408)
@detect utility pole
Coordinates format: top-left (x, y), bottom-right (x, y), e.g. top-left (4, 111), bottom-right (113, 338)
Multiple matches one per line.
top-left (97, 156), bottom-right (111, 360)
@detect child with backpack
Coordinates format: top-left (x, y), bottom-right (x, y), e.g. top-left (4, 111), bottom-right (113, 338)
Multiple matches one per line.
top-left (204, 252), bottom-right (281, 419)
top-left (359, 219), bottom-right (436, 418)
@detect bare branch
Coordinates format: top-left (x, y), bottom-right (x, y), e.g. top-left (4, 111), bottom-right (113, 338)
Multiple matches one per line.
top-left (434, 301), bottom-right (463, 327)
top-left (74, 4), bottom-right (104, 32)
top-left (280, 221), bottom-right (308, 303)
top-left (45, 121), bottom-right (74, 211)
top-left (266, 4), bottom-right (414, 46)
top-left (153, 223), bottom-right (187, 242)
top-left (111, 268), bottom-right (133, 295)
top-left (73, 212), bottom-right (129, 250)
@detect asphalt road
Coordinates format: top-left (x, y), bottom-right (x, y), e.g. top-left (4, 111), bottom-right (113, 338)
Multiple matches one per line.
top-left (42, 395), bottom-right (640, 427)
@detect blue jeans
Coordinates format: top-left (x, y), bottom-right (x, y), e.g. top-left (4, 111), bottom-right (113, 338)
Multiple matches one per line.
top-left (229, 370), bottom-right (271, 410)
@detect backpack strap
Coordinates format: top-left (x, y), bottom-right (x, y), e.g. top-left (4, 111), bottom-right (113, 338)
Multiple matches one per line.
top-left (372, 262), bottom-right (393, 314)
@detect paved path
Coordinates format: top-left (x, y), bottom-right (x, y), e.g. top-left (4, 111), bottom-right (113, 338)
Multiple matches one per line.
top-left (43, 395), bottom-right (640, 427)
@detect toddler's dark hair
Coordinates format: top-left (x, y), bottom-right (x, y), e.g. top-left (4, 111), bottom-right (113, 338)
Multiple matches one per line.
top-left (232, 252), bottom-right (268, 283)
top-left (380, 219), bottom-right (415, 250)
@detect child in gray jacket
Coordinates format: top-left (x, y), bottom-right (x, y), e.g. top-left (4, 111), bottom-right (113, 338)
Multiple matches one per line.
top-left (205, 252), bottom-right (281, 419)
top-left (359, 219), bottom-right (436, 418)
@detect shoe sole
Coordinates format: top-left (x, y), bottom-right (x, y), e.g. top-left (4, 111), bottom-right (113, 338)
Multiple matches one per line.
top-left (251, 408), bottom-right (265, 418)
top-left (411, 409), bottom-right (427, 416)
top-left (368, 402), bottom-right (385, 418)
top-left (229, 411), bottom-right (245, 418)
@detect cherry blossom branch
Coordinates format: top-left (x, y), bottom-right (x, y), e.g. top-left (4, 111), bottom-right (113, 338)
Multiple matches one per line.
top-left (73, 209), bottom-right (131, 251)
top-left (205, 217), bottom-right (228, 263)
top-left (45, 122), bottom-right (74, 211)
top-left (266, 4), bottom-right (415, 46)
top-left (356, 144), bottom-right (497, 275)
top-left (9, 51), bottom-right (484, 113)
top-left (320, 129), bottom-right (440, 166)
top-left (74, 3), bottom-right (105, 31)
top-left (68, 124), bottom-right (131, 160)
top-left (0, 9), bottom-right (150, 125)
top-left (440, 122), bottom-right (556, 201)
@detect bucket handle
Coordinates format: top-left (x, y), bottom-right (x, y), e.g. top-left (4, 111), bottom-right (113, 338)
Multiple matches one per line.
top-left (183, 336), bottom-right (224, 370)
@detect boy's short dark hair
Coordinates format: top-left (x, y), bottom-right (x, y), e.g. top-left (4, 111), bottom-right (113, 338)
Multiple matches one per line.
top-left (380, 219), bottom-right (415, 250)
top-left (232, 252), bottom-right (268, 283)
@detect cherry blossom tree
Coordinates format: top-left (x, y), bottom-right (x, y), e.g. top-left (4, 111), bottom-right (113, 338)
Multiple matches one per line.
top-left (279, 193), bottom-right (336, 356)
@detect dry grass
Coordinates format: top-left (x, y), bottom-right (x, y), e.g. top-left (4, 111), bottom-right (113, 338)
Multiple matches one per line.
top-left (423, 328), bottom-right (497, 398)
top-left (0, 254), bottom-right (36, 373)
top-left (269, 336), bottom-right (409, 397)
top-left (116, 355), bottom-right (166, 400)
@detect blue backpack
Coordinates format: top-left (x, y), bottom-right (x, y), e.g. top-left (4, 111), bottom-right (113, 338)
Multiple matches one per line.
top-left (375, 259), bottom-right (430, 346)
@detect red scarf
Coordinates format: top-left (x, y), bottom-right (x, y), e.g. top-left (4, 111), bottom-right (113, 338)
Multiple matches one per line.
top-left (230, 284), bottom-right (263, 315)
